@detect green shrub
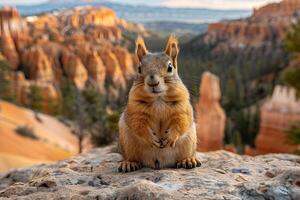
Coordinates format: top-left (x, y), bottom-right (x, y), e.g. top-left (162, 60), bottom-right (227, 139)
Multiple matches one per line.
top-left (286, 122), bottom-right (300, 145)
top-left (15, 126), bottom-right (39, 140)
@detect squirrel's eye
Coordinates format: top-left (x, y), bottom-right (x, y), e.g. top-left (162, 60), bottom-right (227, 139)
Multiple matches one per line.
top-left (138, 66), bottom-right (142, 73)
top-left (167, 62), bottom-right (173, 73)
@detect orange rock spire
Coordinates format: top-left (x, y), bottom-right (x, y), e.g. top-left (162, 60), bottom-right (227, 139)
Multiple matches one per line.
top-left (196, 71), bottom-right (226, 152)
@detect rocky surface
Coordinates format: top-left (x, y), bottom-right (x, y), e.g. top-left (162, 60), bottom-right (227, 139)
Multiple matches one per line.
top-left (0, 146), bottom-right (299, 199)
top-left (196, 71), bottom-right (226, 152)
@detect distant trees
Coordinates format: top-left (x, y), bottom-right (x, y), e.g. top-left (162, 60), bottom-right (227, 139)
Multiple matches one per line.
top-left (284, 19), bottom-right (300, 94)
top-left (285, 19), bottom-right (300, 53)
top-left (0, 59), bottom-right (16, 103)
top-left (28, 85), bottom-right (43, 112)
top-left (81, 83), bottom-right (119, 147)
top-left (59, 80), bottom-right (119, 153)
top-left (284, 67), bottom-right (300, 96)
top-left (283, 19), bottom-right (300, 146)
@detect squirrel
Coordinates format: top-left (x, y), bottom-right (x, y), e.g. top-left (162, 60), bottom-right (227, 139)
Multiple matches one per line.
top-left (118, 35), bottom-right (201, 172)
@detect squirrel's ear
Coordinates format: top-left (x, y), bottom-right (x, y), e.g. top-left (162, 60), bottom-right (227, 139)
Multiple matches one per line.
top-left (165, 34), bottom-right (179, 68)
top-left (136, 36), bottom-right (148, 62)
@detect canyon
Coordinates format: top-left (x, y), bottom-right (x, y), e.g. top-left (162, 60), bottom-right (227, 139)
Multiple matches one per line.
top-left (204, 0), bottom-right (300, 51)
top-left (0, 6), bottom-right (139, 112)
top-left (182, 0), bottom-right (300, 155)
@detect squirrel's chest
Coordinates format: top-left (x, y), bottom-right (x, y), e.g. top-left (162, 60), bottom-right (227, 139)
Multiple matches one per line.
top-left (149, 98), bottom-right (172, 114)
top-left (146, 99), bottom-right (175, 127)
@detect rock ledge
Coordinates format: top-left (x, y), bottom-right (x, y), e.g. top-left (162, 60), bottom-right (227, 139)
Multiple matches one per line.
top-left (0, 147), bottom-right (300, 200)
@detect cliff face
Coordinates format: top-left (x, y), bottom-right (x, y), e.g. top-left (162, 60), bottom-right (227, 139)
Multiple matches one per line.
top-left (183, 0), bottom-right (300, 70)
top-left (204, 0), bottom-right (300, 51)
top-left (0, 6), bottom-right (30, 69)
top-left (10, 72), bottom-right (60, 113)
top-left (253, 0), bottom-right (300, 18)
top-left (0, 6), bottom-right (137, 112)
top-left (21, 46), bottom-right (55, 82)
top-left (0, 146), bottom-right (299, 199)
top-left (196, 72), bottom-right (226, 152)
top-left (255, 86), bottom-right (300, 154)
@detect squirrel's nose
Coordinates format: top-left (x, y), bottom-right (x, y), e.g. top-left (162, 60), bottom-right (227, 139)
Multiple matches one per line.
top-left (150, 75), bottom-right (154, 79)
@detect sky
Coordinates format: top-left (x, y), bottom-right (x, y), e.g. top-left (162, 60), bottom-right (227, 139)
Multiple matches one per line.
top-left (1, 0), bottom-right (281, 10)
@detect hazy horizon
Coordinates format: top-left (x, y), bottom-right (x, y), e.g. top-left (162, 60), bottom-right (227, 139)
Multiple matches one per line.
top-left (0, 0), bottom-right (281, 10)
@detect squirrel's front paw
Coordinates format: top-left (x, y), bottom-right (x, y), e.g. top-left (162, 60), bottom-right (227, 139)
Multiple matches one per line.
top-left (118, 161), bottom-right (142, 173)
top-left (176, 157), bottom-right (201, 169)
top-left (144, 128), bottom-right (161, 148)
top-left (162, 131), bottom-right (179, 148)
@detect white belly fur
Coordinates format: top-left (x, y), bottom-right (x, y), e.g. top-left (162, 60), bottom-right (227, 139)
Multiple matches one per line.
top-left (141, 123), bottom-right (196, 169)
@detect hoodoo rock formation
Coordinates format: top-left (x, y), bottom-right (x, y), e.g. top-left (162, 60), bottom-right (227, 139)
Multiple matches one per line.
top-left (9, 71), bottom-right (59, 113)
top-left (62, 51), bottom-right (88, 90)
top-left (113, 47), bottom-right (135, 79)
top-left (21, 46), bottom-right (55, 82)
top-left (255, 86), bottom-right (300, 154)
top-left (0, 146), bottom-right (299, 199)
top-left (0, 6), bottom-right (137, 112)
top-left (99, 49), bottom-right (127, 90)
top-left (0, 6), bottom-right (29, 69)
top-left (86, 50), bottom-right (106, 92)
top-left (196, 71), bottom-right (226, 152)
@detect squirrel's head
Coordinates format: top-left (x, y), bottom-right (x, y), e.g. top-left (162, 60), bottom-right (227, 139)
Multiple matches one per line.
top-left (135, 35), bottom-right (180, 95)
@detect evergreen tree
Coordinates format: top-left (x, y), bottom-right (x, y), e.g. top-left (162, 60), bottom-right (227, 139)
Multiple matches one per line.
top-left (0, 59), bottom-right (16, 102)
top-left (74, 89), bottom-right (90, 153)
top-left (286, 123), bottom-right (300, 144)
top-left (283, 19), bottom-right (300, 145)
top-left (285, 20), bottom-right (300, 53)
top-left (60, 79), bottom-right (77, 120)
top-left (284, 67), bottom-right (300, 96)
top-left (28, 85), bottom-right (43, 112)
top-left (81, 82), bottom-right (119, 147)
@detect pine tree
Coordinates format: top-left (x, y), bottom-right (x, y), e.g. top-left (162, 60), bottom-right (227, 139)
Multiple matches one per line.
top-left (284, 67), bottom-right (300, 96)
top-left (28, 85), bottom-right (43, 112)
top-left (60, 79), bottom-right (77, 120)
top-left (285, 20), bottom-right (300, 53)
top-left (283, 19), bottom-right (300, 145)
top-left (81, 82), bottom-right (119, 147)
top-left (0, 59), bottom-right (16, 102)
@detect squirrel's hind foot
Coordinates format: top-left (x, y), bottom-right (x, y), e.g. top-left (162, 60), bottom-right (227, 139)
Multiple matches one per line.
top-left (176, 157), bottom-right (201, 169)
top-left (118, 161), bottom-right (142, 173)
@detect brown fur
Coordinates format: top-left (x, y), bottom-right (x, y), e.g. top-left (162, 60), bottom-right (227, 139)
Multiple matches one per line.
top-left (118, 35), bottom-right (200, 172)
